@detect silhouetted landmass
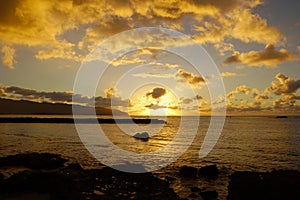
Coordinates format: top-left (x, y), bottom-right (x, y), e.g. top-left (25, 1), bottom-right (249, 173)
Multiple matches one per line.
top-left (275, 115), bottom-right (288, 118)
top-left (0, 98), bottom-right (126, 115)
top-left (0, 153), bottom-right (182, 200)
top-left (0, 117), bottom-right (165, 124)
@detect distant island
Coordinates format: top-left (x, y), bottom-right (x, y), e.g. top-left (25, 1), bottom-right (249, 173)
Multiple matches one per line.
top-left (0, 98), bottom-right (126, 116)
top-left (275, 116), bottom-right (288, 118)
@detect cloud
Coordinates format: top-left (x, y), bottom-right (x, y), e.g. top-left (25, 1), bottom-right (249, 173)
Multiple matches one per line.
top-left (132, 72), bottom-right (174, 78)
top-left (252, 88), bottom-right (269, 100)
top-left (0, 85), bottom-right (92, 104)
top-left (193, 8), bottom-right (284, 53)
top-left (0, 84), bottom-right (131, 109)
top-left (104, 87), bottom-right (115, 98)
top-left (221, 72), bottom-right (238, 77)
top-left (255, 94), bottom-right (269, 100)
top-left (226, 85), bottom-right (251, 99)
top-left (250, 101), bottom-right (262, 107)
top-left (0, 0), bottom-right (286, 62)
top-left (35, 41), bottom-right (82, 62)
top-left (176, 69), bottom-right (205, 86)
top-left (194, 95), bottom-right (203, 100)
top-left (223, 44), bottom-right (294, 67)
top-left (235, 85), bottom-right (251, 94)
top-left (145, 103), bottom-right (166, 110)
top-left (180, 97), bottom-right (193, 104)
top-left (146, 87), bottom-right (166, 99)
top-left (1, 45), bottom-right (16, 69)
top-left (266, 73), bottom-right (300, 95)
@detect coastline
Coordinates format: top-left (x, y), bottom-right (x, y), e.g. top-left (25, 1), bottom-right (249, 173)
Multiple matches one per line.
top-left (1, 153), bottom-right (299, 200)
top-left (0, 117), bottom-right (165, 124)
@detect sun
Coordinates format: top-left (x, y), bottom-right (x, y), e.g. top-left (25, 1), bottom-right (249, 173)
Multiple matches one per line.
top-left (128, 85), bottom-right (180, 116)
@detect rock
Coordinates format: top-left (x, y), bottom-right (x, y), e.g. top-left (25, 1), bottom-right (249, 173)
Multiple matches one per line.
top-left (165, 176), bottom-right (176, 182)
top-left (227, 170), bottom-right (300, 200)
top-left (133, 132), bottom-right (149, 141)
top-left (0, 153), bottom-right (182, 200)
top-left (0, 153), bottom-right (67, 169)
top-left (200, 191), bottom-right (218, 200)
top-left (198, 165), bottom-right (219, 178)
top-left (190, 187), bottom-right (201, 193)
top-left (179, 166), bottom-right (198, 178)
top-left (188, 193), bottom-right (200, 198)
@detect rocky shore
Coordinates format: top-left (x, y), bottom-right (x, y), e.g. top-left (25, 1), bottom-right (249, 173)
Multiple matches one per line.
top-left (0, 153), bottom-right (181, 200)
top-left (0, 153), bottom-right (299, 200)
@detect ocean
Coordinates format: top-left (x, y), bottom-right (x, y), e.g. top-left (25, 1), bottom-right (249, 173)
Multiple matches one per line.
top-left (1, 116), bottom-right (299, 199)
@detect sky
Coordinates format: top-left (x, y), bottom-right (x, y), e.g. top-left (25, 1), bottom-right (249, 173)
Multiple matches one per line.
top-left (0, 0), bottom-right (300, 116)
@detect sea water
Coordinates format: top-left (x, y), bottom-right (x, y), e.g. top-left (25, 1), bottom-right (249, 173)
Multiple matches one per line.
top-left (1, 116), bottom-right (299, 198)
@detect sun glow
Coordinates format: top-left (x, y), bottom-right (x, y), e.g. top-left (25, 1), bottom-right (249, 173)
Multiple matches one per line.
top-left (128, 85), bottom-right (180, 116)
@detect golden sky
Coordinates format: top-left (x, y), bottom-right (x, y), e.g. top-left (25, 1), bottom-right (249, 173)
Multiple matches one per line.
top-left (0, 0), bottom-right (300, 116)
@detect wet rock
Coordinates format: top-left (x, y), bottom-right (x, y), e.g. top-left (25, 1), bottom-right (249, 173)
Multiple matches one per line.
top-left (190, 186), bottom-right (201, 193)
top-left (188, 193), bottom-right (200, 198)
top-left (198, 165), bottom-right (219, 179)
top-left (133, 132), bottom-right (149, 141)
top-left (200, 191), bottom-right (218, 200)
top-left (179, 166), bottom-right (198, 178)
top-left (0, 153), bottom-right (67, 169)
top-left (0, 153), bottom-right (182, 200)
top-left (0, 170), bottom-right (82, 199)
top-left (227, 170), bottom-right (300, 200)
top-left (165, 176), bottom-right (176, 183)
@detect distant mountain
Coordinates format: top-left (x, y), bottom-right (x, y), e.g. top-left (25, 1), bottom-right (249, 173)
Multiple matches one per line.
top-left (0, 98), bottom-right (127, 115)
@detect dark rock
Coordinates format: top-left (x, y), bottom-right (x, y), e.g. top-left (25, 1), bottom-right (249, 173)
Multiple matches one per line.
top-left (190, 187), bottom-right (201, 193)
top-left (179, 166), bottom-right (198, 178)
top-left (0, 170), bottom-right (83, 199)
top-left (200, 191), bottom-right (218, 200)
top-left (188, 193), bottom-right (199, 198)
top-left (0, 153), bottom-right (182, 200)
top-left (0, 153), bottom-right (67, 169)
top-left (227, 170), bottom-right (300, 200)
top-left (133, 132), bottom-right (149, 141)
top-left (0, 173), bottom-right (3, 181)
top-left (198, 165), bottom-right (219, 178)
top-left (165, 176), bottom-right (176, 182)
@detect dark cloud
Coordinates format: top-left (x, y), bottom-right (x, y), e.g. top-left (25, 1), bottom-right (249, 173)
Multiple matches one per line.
top-left (2, 85), bottom-right (95, 104)
top-left (145, 103), bottom-right (166, 110)
top-left (254, 94), bottom-right (269, 100)
top-left (223, 44), bottom-right (294, 67)
top-left (0, 85), bottom-right (130, 108)
top-left (0, 0), bottom-right (21, 25)
top-left (194, 95), bottom-right (203, 100)
top-left (95, 96), bottom-right (130, 108)
top-left (181, 98), bottom-right (193, 104)
top-left (176, 69), bottom-right (205, 86)
top-left (146, 87), bottom-right (166, 99)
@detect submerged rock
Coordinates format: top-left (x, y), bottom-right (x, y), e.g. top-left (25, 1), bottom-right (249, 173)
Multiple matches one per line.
top-left (133, 132), bottom-right (149, 141)
top-left (227, 170), bottom-right (300, 200)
